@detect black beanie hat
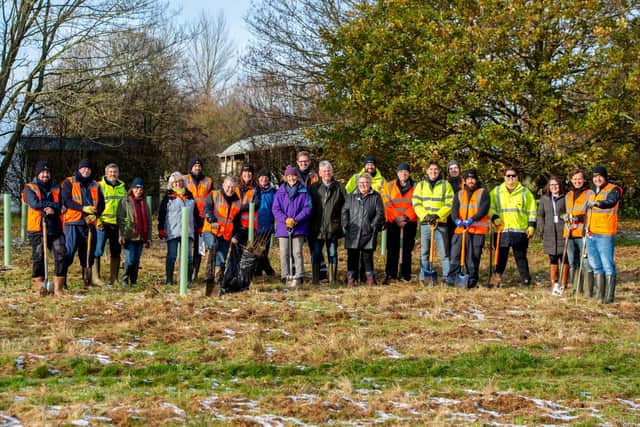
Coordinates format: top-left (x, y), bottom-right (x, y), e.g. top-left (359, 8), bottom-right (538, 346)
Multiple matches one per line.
top-left (592, 166), bottom-right (608, 180)
top-left (35, 160), bottom-right (50, 176)
top-left (78, 159), bottom-right (91, 169)
top-left (190, 157), bottom-right (203, 170)
top-left (363, 156), bottom-right (376, 166)
top-left (257, 168), bottom-right (270, 179)
top-left (463, 168), bottom-right (478, 179)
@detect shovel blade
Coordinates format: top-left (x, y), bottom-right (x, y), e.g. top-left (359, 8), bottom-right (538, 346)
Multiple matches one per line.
top-left (454, 273), bottom-right (469, 289)
top-left (423, 270), bottom-right (438, 286)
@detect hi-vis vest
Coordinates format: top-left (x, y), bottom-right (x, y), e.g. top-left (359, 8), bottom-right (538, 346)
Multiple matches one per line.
top-left (454, 188), bottom-right (488, 235)
top-left (203, 191), bottom-right (241, 241)
top-left (564, 188), bottom-right (594, 238)
top-left (588, 183), bottom-right (622, 236)
top-left (22, 183), bottom-right (60, 233)
top-left (381, 180), bottom-right (417, 222)
top-left (98, 178), bottom-right (126, 226)
top-left (238, 186), bottom-right (258, 229)
top-left (62, 177), bottom-right (99, 225)
top-left (186, 175), bottom-right (212, 218)
top-left (411, 178), bottom-right (454, 223)
top-left (490, 183), bottom-right (537, 233)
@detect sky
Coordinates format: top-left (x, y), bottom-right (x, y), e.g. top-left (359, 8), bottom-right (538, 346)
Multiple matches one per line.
top-left (170, 0), bottom-right (254, 54)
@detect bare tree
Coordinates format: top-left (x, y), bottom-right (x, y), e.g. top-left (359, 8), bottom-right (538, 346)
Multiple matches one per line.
top-left (183, 11), bottom-right (235, 99)
top-left (0, 0), bottom-right (163, 187)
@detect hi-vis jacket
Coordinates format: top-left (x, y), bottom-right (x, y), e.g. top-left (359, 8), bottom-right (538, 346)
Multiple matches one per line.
top-left (345, 168), bottom-right (386, 194)
top-left (203, 190), bottom-right (241, 241)
top-left (22, 181), bottom-right (62, 234)
top-left (97, 177), bottom-right (126, 226)
top-left (564, 187), bottom-right (594, 238)
top-left (411, 177), bottom-right (454, 224)
top-left (489, 182), bottom-right (537, 233)
top-left (61, 176), bottom-right (104, 226)
top-left (186, 174), bottom-right (213, 219)
top-left (380, 179), bottom-right (417, 223)
top-left (588, 182), bottom-right (622, 236)
top-left (452, 187), bottom-right (490, 235)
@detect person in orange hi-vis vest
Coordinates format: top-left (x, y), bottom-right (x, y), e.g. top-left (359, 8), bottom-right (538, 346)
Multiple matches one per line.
top-left (380, 163), bottom-right (417, 283)
top-left (236, 163), bottom-right (260, 246)
top-left (60, 159), bottom-right (105, 288)
top-left (447, 169), bottom-right (490, 289)
top-left (22, 160), bottom-right (66, 296)
top-left (586, 166), bottom-right (623, 304)
top-left (185, 157), bottom-right (213, 283)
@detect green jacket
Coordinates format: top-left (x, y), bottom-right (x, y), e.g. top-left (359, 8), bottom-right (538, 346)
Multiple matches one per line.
top-left (117, 196), bottom-right (152, 242)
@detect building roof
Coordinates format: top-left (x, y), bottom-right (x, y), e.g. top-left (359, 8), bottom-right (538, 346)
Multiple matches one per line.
top-left (218, 129), bottom-right (313, 157)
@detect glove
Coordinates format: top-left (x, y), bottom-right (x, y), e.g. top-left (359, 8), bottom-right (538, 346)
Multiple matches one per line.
top-left (231, 236), bottom-right (239, 244)
top-left (285, 218), bottom-right (296, 228)
top-left (395, 216), bottom-right (408, 226)
top-left (85, 215), bottom-right (96, 223)
top-left (425, 214), bottom-right (439, 225)
top-left (82, 206), bottom-right (96, 214)
top-left (492, 217), bottom-right (503, 227)
top-left (454, 218), bottom-right (463, 227)
top-left (560, 213), bottom-right (570, 222)
top-left (587, 201), bottom-right (600, 208)
top-left (158, 229), bottom-right (167, 239)
top-left (526, 226), bottom-right (535, 239)
top-left (463, 219), bottom-right (473, 227)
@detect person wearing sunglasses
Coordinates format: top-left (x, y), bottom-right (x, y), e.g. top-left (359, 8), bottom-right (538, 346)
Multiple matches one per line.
top-left (489, 167), bottom-right (537, 287)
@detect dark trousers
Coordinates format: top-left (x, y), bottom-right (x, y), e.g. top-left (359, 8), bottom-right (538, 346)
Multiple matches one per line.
top-left (494, 232), bottom-right (531, 282)
top-left (385, 221), bottom-right (417, 280)
top-left (448, 232), bottom-right (485, 287)
top-left (255, 234), bottom-right (275, 275)
top-left (64, 224), bottom-right (97, 274)
top-left (347, 249), bottom-right (374, 277)
top-left (95, 223), bottom-right (121, 258)
top-left (30, 232), bottom-right (66, 277)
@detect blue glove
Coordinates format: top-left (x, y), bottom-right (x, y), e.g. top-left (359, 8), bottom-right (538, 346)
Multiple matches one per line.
top-left (463, 219), bottom-right (473, 227)
top-left (454, 219), bottom-right (463, 227)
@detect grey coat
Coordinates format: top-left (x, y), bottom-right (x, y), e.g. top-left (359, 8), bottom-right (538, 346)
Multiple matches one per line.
top-left (537, 194), bottom-right (567, 256)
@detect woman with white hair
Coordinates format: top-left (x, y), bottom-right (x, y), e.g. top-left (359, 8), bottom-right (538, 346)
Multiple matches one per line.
top-left (158, 172), bottom-right (202, 286)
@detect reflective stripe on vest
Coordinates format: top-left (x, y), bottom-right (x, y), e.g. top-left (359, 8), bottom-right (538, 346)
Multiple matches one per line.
top-left (494, 184), bottom-right (535, 233)
top-left (414, 180), bottom-right (447, 214)
top-left (186, 175), bottom-right (212, 217)
top-left (203, 191), bottom-right (241, 241)
top-left (564, 189), bottom-right (591, 238)
top-left (588, 183), bottom-right (621, 236)
top-left (99, 178), bottom-right (126, 224)
top-left (62, 177), bottom-right (99, 225)
top-left (238, 186), bottom-right (258, 229)
top-left (22, 183), bottom-right (60, 232)
top-left (382, 180), bottom-right (416, 222)
top-left (455, 188), bottom-right (488, 235)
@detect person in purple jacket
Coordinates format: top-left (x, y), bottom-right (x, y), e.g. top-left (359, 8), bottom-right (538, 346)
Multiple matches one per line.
top-left (272, 165), bottom-right (312, 286)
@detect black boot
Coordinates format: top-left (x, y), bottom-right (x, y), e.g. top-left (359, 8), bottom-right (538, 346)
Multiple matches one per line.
top-left (187, 263), bottom-right (194, 287)
top-left (165, 261), bottom-right (175, 285)
top-left (584, 272), bottom-right (594, 298)
top-left (604, 275), bottom-right (616, 304)
top-left (192, 255), bottom-right (201, 283)
top-left (130, 263), bottom-right (139, 285)
top-left (312, 263), bottom-right (320, 285)
top-left (594, 273), bottom-right (605, 302)
top-left (121, 263), bottom-right (131, 288)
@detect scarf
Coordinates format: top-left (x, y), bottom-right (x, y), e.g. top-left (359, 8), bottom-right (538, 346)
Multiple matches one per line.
top-left (132, 195), bottom-right (148, 239)
top-left (286, 182), bottom-right (300, 199)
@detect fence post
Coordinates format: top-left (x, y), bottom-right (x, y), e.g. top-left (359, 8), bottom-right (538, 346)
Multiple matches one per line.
top-left (248, 202), bottom-right (255, 244)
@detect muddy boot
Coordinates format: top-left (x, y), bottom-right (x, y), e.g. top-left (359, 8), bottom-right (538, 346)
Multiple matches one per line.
top-left (346, 271), bottom-right (356, 287)
top-left (53, 276), bottom-right (65, 297)
top-left (603, 275), bottom-right (616, 304)
top-left (187, 263), bottom-right (194, 288)
top-left (109, 258), bottom-right (120, 285)
top-left (92, 257), bottom-right (104, 286)
top-left (121, 263), bottom-right (131, 288)
top-left (312, 263), bottom-right (320, 285)
top-left (593, 273), bottom-right (605, 302)
top-left (32, 277), bottom-right (45, 296)
top-left (584, 272), bottom-right (594, 298)
top-left (570, 268), bottom-right (580, 294)
top-left (165, 261), bottom-right (175, 285)
top-left (366, 271), bottom-right (376, 286)
top-left (82, 267), bottom-right (91, 288)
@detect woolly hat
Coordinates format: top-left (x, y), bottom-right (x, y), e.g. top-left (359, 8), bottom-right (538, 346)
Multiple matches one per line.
top-left (463, 168), bottom-right (478, 179)
top-left (34, 160), bottom-right (50, 176)
top-left (447, 160), bottom-right (460, 172)
top-left (78, 159), bottom-right (91, 169)
top-left (241, 163), bottom-right (255, 173)
top-left (284, 165), bottom-right (298, 176)
top-left (189, 157), bottom-right (203, 170)
top-left (592, 166), bottom-right (608, 179)
top-left (396, 162), bottom-right (410, 172)
top-left (363, 156), bottom-right (376, 166)
top-left (131, 177), bottom-right (144, 188)
top-left (257, 168), bottom-right (271, 179)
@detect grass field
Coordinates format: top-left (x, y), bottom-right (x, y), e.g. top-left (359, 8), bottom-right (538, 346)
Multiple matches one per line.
top-left (1, 219), bottom-right (639, 426)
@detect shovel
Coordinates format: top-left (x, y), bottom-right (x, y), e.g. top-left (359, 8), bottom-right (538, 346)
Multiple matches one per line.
top-left (285, 228), bottom-right (296, 286)
top-left (455, 228), bottom-right (470, 288)
top-left (423, 224), bottom-right (438, 285)
top-left (40, 216), bottom-right (54, 295)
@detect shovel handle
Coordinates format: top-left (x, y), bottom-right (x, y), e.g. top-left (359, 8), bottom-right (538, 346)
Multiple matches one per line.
top-left (460, 228), bottom-right (466, 270)
top-left (429, 224), bottom-right (436, 263)
top-left (493, 228), bottom-right (501, 267)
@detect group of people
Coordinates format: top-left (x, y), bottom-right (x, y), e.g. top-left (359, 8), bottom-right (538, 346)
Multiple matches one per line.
top-left (23, 153), bottom-right (623, 303)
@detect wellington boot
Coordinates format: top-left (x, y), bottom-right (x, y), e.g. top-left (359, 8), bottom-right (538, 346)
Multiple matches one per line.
top-left (584, 272), bottom-right (594, 298)
top-left (92, 257), bottom-right (104, 286)
top-left (366, 271), bottom-right (376, 287)
top-left (328, 263), bottom-right (338, 284)
top-left (312, 263), bottom-right (320, 285)
top-left (53, 276), bottom-right (65, 297)
top-left (121, 263), bottom-right (131, 289)
top-left (570, 268), bottom-right (580, 294)
top-left (549, 264), bottom-right (559, 288)
top-left (560, 264), bottom-right (570, 288)
top-left (165, 261), bottom-right (175, 285)
top-left (594, 273), bottom-right (605, 302)
top-left (109, 258), bottom-right (120, 285)
top-left (130, 263), bottom-right (140, 285)
top-left (603, 275), bottom-right (616, 304)
top-left (32, 277), bottom-right (45, 296)
top-left (191, 256), bottom-right (201, 283)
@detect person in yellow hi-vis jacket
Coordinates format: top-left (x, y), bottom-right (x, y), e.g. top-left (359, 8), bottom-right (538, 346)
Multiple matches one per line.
top-left (489, 166), bottom-right (537, 287)
top-left (412, 161), bottom-right (454, 285)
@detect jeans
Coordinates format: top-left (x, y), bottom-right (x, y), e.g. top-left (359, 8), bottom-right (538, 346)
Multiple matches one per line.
top-left (166, 237), bottom-right (193, 267)
top-left (64, 224), bottom-right (97, 274)
top-left (587, 234), bottom-right (616, 276)
top-left (419, 224), bottom-right (450, 280)
top-left (124, 241), bottom-right (144, 265)
top-left (566, 237), bottom-right (592, 273)
top-left (95, 223), bottom-right (121, 258)
top-left (312, 238), bottom-right (338, 264)
top-left (202, 232), bottom-right (230, 266)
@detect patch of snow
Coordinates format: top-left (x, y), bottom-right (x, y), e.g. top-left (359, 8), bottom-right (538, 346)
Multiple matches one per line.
top-left (160, 402), bottom-right (186, 417)
top-left (381, 344), bottom-right (403, 359)
top-left (94, 354), bottom-right (112, 365)
top-left (429, 397), bottom-right (461, 405)
top-left (617, 398), bottom-right (640, 411)
top-left (14, 357), bottom-right (24, 370)
top-left (0, 414), bottom-right (23, 427)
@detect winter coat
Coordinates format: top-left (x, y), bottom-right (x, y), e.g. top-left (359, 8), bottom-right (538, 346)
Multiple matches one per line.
top-left (341, 189), bottom-right (385, 250)
top-left (537, 194), bottom-right (567, 256)
top-left (272, 183), bottom-right (312, 238)
top-left (117, 195), bottom-right (152, 242)
top-left (158, 189), bottom-right (201, 240)
top-left (257, 184), bottom-right (277, 234)
top-left (309, 179), bottom-right (346, 240)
